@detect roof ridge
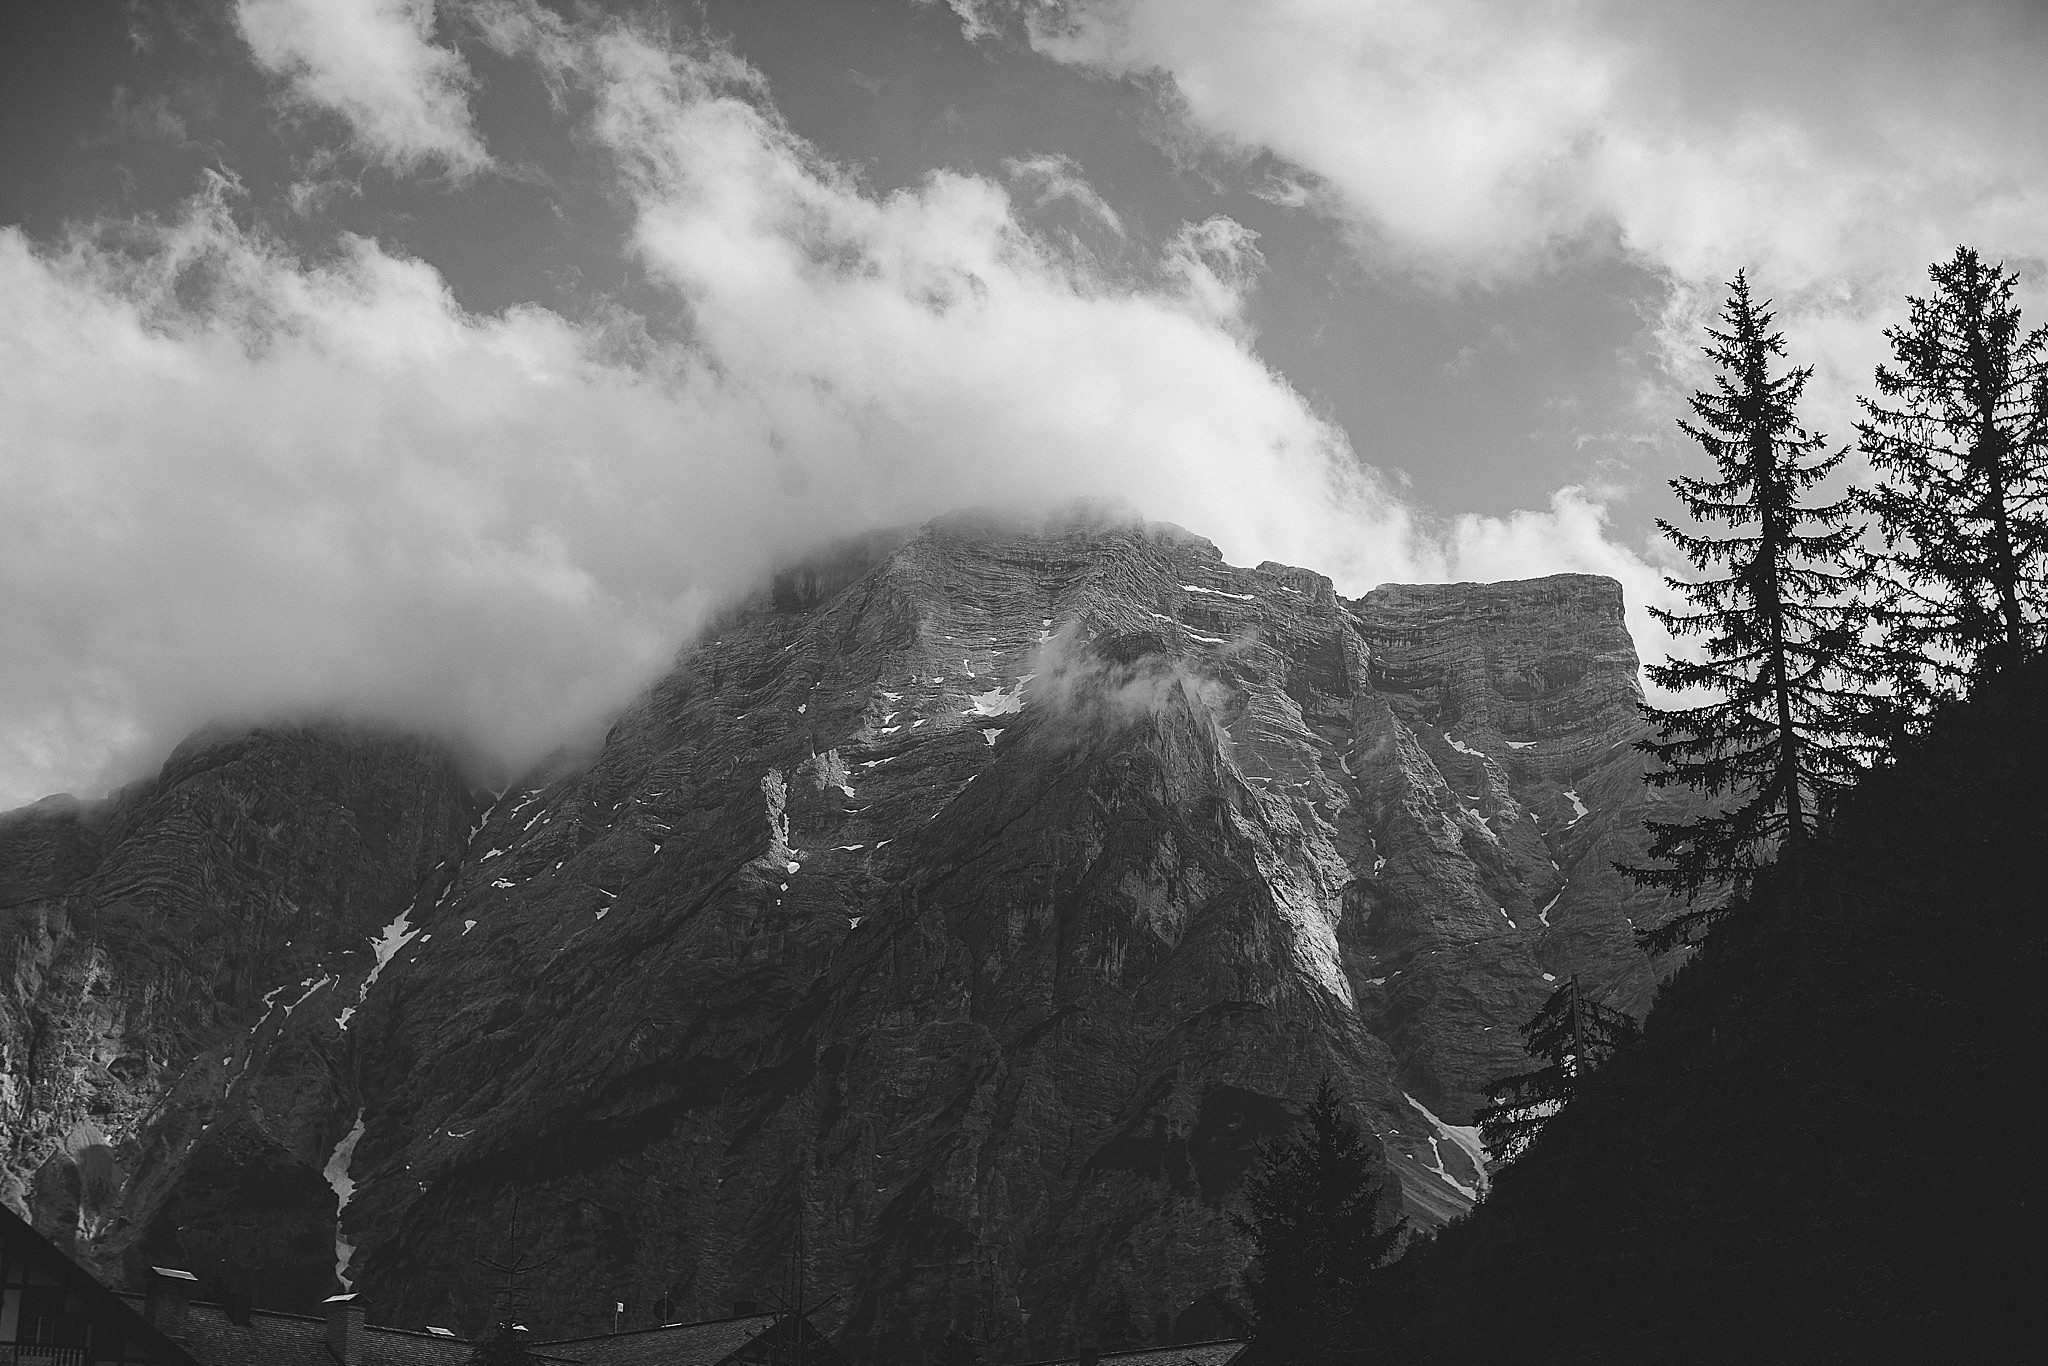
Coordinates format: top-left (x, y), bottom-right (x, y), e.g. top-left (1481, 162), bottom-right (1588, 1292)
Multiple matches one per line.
top-left (535, 1310), bottom-right (781, 1345)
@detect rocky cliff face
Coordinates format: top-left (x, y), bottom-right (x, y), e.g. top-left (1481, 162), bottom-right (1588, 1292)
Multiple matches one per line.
top-left (0, 726), bottom-right (476, 1306)
top-left (0, 506), bottom-right (1692, 1361)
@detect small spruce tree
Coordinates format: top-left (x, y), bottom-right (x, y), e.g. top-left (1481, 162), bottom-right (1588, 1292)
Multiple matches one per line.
top-left (1476, 976), bottom-right (1639, 1165)
top-left (1857, 245), bottom-right (2048, 721)
top-left (1627, 272), bottom-right (1869, 939)
top-left (467, 1321), bottom-right (537, 1366)
top-left (1236, 1078), bottom-right (1404, 1366)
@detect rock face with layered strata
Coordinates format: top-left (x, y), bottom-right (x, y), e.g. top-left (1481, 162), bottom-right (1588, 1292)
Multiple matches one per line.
top-left (0, 506), bottom-right (1691, 1362)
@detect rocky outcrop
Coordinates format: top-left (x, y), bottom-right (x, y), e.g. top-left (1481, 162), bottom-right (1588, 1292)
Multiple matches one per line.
top-left (0, 506), bottom-right (1694, 1361)
top-left (0, 726), bottom-right (475, 1303)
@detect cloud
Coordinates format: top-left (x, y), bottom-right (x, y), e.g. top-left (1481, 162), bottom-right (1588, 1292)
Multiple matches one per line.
top-left (235, 0), bottom-right (489, 173)
top-left (961, 0), bottom-right (2048, 487)
top-left (1018, 621), bottom-right (1234, 743)
top-left (976, 0), bottom-right (2048, 288)
top-left (1003, 153), bottom-right (1127, 237)
top-left (0, 10), bottom-right (1672, 809)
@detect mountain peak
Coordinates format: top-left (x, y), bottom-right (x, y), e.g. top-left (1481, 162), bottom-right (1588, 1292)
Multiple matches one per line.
top-left (0, 508), bottom-right (1682, 1362)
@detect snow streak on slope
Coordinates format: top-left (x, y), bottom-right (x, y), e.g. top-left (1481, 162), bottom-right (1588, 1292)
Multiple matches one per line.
top-left (324, 1111), bottom-right (367, 1289)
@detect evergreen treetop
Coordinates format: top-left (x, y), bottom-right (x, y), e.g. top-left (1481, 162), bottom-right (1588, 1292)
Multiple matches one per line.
top-left (1628, 272), bottom-right (1869, 921)
top-left (1476, 976), bottom-right (1639, 1165)
top-left (1236, 1078), bottom-right (1404, 1366)
top-left (1857, 245), bottom-right (2048, 717)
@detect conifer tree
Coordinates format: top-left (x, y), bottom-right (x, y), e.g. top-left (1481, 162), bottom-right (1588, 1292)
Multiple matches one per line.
top-left (467, 1321), bottom-right (538, 1366)
top-left (1857, 246), bottom-right (2048, 720)
top-left (1476, 976), bottom-right (1639, 1165)
top-left (1627, 272), bottom-right (1868, 929)
top-left (1236, 1078), bottom-right (1403, 1366)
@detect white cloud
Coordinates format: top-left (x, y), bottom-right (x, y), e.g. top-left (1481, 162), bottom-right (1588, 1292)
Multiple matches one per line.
top-left (236, 0), bottom-right (488, 173)
top-left (984, 0), bottom-right (2048, 288)
top-left (1004, 153), bottom-right (1127, 237)
top-left (0, 11), bottom-right (1673, 809)
top-left (966, 0), bottom-right (2048, 490)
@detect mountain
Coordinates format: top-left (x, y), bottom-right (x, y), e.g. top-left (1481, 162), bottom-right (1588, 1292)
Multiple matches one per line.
top-left (0, 504), bottom-right (1694, 1361)
top-left (1373, 657), bottom-right (2048, 1361)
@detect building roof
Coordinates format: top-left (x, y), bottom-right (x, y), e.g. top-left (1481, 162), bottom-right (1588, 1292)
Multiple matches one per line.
top-left (534, 1312), bottom-right (780, 1366)
top-left (109, 1297), bottom-right (526, 1366)
top-left (1019, 1342), bottom-right (1250, 1366)
top-left (99, 1293), bottom-right (833, 1366)
top-left (0, 1203), bottom-right (204, 1366)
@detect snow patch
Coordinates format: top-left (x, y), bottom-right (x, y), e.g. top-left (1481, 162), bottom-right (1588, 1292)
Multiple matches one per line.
top-left (324, 1112), bottom-right (366, 1290)
top-left (283, 975), bottom-right (331, 1020)
top-left (967, 681), bottom-right (1025, 716)
top-left (980, 728), bottom-right (1000, 746)
top-left (480, 847), bottom-right (505, 861)
top-left (1185, 630), bottom-right (1226, 645)
top-left (463, 919), bottom-right (478, 934)
top-left (1181, 584), bottom-right (1256, 601)
top-left (1542, 972), bottom-right (1557, 982)
top-left (1563, 789), bottom-right (1588, 825)
top-left (1404, 1093), bottom-right (1488, 1201)
top-left (1444, 731), bottom-right (1483, 758)
top-left (342, 904), bottom-right (421, 1027)
top-left (1504, 739), bottom-right (1536, 749)
top-left (1538, 889), bottom-right (1563, 926)
top-left (491, 878), bottom-right (516, 890)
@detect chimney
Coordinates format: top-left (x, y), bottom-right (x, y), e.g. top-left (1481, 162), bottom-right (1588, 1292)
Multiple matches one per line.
top-left (144, 1267), bottom-right (197, 1335)
top-left (324, 1292), bottom-right (366, 1365)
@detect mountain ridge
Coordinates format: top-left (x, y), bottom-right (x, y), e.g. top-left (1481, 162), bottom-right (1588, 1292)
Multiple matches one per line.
top-left (0, 505), bottom-right (1696, 1361)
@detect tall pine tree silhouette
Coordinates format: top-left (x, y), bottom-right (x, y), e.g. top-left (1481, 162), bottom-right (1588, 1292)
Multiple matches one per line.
top-left (1627, 273), bottom-right (1867, 939)
top-left (1236, 1079), bottom-right (1403, 1366)
top-left (468, 1201), bottom-right (550, 1366)
top-left (1858, 246), bottom-right (2048, 721)
top-left (1475, 976), bottom-right (1639, 1165)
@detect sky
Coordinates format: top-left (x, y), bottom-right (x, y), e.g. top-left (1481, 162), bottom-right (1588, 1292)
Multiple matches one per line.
top-left (1, 0), bottom-right (2043, 808)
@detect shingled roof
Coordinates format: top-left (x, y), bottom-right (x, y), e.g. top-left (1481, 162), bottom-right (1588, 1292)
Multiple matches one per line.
top-left (533, 1312), bottom-right (780, 1365)
top-left (164, 1301), bottom-right (839, 1366)
top-left (148, 1301), bottom-right (493, 1366)
top-left (1018, 1342), bottom-right (1250, 1366)
top-left (0, 1204), bottom-right (202, 1365)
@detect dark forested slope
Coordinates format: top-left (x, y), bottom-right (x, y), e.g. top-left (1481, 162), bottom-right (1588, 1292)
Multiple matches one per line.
top-left (1377, 659), bottom-right (2048, 1360)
